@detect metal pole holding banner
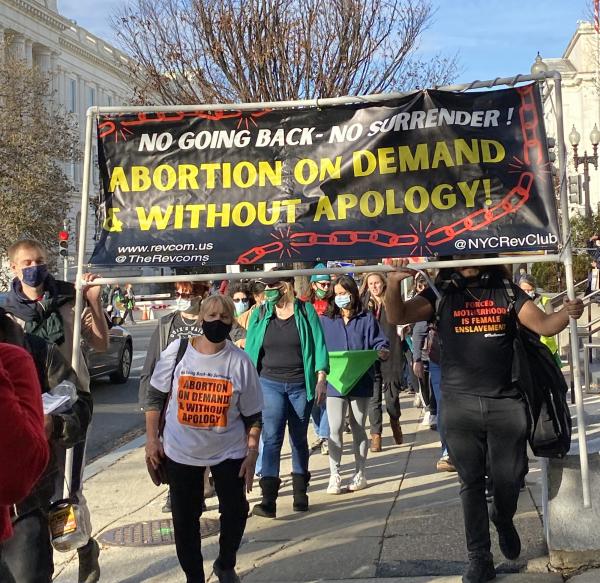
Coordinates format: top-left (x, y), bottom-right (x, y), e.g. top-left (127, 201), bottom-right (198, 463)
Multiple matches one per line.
top-left (554, 74), bottom-right (591, 508)
top-left (74, 70), bottom-right (591, 509)
top-left (65, 108), bottom-right (95, 499)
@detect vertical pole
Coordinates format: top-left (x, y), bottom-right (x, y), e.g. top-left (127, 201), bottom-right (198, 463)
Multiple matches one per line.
top-left (555, 76), bottom-right (591, 508)
top-left (63, 219), bottom-right (68, 281)
top-left (65, 107), bottom-right (95, 497)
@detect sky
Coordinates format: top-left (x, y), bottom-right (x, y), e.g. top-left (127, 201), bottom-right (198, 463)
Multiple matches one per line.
top-left (57, 0), bottom-right (591, 85)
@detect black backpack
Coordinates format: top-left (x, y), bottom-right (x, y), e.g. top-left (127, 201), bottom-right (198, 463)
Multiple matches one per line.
top-left (503, 280), bottom-right (572, 459)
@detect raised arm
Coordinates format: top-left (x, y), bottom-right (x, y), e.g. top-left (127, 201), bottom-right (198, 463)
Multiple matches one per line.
top-left (518, 297), bottom-right (584, 337)
top-left (385, 263), bottom-right (434, 325)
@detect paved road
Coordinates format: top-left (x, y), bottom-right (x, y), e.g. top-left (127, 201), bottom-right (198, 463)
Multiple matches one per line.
top-left (87, 320), bottom-right (157, 461)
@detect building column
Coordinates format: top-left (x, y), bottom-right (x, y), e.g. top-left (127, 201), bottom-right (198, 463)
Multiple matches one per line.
top-left (8, 33), bottom-right (25, 60)
top-left (24, 39), bottom-right (33, 67)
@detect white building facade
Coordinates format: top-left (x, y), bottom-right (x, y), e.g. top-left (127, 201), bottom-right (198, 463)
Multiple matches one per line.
top-left (541, 20), bottom-right (600, 217)
top-left (0, 0), bottom-right (131, 269)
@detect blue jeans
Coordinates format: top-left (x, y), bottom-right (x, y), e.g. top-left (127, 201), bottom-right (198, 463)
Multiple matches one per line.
top-left (260, 377), bottom-right (312, 477)
top-left (311, 400), bottom-right (330, 440)
top-left (429, 361), bottom-right (447, 455)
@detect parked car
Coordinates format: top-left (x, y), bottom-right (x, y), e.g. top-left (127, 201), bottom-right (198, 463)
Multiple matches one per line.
top-left (85, 315), bottom-right (133, 384)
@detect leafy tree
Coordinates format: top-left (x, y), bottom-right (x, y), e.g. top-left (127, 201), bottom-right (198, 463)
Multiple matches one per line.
top-left (0, 51), bottom-right (79, 287)
top-left (114, 0), bottom-right (459, 105)
top-left (532, 212), bottom-right (599, 293)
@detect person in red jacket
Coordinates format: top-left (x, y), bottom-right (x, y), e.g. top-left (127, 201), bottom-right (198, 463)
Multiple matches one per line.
top-left (0, 343), bottom-right (49, 581)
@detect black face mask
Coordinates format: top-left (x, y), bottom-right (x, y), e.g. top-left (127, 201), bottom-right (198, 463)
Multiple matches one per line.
top-left (202, 319), bottom-right (232, 343)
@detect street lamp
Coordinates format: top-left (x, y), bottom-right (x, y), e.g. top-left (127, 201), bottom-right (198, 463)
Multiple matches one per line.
top-left (531, 52), bottom-right (548, 75)
top-left (569, 124), bottom-right (600, 218)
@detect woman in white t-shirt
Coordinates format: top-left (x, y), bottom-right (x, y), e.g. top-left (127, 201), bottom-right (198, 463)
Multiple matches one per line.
top-left (145, 295), bottom-right (263, 583)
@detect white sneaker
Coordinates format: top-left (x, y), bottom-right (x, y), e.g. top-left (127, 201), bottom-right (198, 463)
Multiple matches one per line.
top-left (327, 473), bottom-right (342, 494)
top-left (348, 472), bottom-right (367, 492)
top-left (421, 411), bottom-right (431, 427)
top-left (429, 414), bottom-right (437, 430)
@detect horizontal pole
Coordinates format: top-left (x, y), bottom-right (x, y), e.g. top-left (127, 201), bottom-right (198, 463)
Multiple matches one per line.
top-left (89, 71), bottom-right (558, 116)
top-left (85, 253), bottom-right (562, 286)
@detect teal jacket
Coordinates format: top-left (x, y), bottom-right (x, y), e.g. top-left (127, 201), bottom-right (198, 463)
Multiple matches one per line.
top-left (245, 299), bottom-right (329, 400)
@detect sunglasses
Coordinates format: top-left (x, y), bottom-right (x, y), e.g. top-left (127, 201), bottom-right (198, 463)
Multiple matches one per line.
top-left (175, 292), bottom-right (194, 299)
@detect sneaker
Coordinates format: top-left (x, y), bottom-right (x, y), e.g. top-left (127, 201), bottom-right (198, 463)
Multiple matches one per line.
top-left (348, 471), bottom-right (368, 492)
top-left (462, 553), bottom-right (496, 583)
top-left (162, 492), bottom-right (171, 513)
top-left (344, 421), bottom-right (352, 434)
top-left (310, 437), bottom-right (323, 450)
top-left (436, 455), bottom-right (456, 472)
top-left (429, 414), bottom-right (437, 430)
top-left (421, 411), bottom-right (431, 427)
top-left (327, 473), bottom-right (342, 494)
top-left (320, 440), bottom-right (329, 455)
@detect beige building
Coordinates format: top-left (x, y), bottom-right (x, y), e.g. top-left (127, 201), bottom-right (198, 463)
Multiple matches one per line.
top-left (0, 0), bottom-right (131, 269)
top-left (540, 20), bottom-right (600, 217)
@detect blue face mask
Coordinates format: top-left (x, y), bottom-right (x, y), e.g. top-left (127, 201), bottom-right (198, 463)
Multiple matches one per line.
top-left (234, 300), bottom-right (249, 315)
top-left (335, 295), bottom-right (351, 309)
top-left (21, 264), bottom-right (48, 288)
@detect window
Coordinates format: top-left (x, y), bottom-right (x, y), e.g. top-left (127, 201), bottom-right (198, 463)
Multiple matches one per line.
top-left (87, 86), bottom-right (95, 108)
top-left (68, 79), bottom-right (77, 113)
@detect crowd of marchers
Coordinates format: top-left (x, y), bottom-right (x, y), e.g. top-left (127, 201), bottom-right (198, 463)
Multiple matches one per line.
top-left (0, 241), bottom-right (584, 583)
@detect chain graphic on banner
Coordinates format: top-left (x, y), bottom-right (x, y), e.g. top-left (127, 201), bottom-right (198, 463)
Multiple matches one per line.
top-left (235, 86), bottom-right (545, 264)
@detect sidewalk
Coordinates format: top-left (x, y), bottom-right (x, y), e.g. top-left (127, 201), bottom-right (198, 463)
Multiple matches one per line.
top-left (51, 392), bottom-right (597, 583)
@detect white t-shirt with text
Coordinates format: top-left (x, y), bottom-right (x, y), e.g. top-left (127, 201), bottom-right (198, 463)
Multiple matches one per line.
top-left (150, 339), bottom-right (263, 467)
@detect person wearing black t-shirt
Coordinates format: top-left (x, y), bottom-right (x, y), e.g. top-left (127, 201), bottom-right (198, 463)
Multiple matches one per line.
top-left (385, 259), bottom-right (583, 583)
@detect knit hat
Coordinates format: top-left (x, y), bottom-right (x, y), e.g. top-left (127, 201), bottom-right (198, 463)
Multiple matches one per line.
top-left (310, 263), bottom-right (331, 283)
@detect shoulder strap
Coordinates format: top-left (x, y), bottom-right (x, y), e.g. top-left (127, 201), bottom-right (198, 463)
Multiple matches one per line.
top-left (501, 278), bottom-right (516, 313)
top-left (171, 337), bottom-right (188, 387)
top-left (160, 337), bottom-right (189, 438)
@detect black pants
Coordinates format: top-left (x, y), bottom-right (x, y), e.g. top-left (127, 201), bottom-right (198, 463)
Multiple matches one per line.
top-left (166, 457), bottom-right (249, 583)
top-left (368, 374), bottom-right (401, 435)
top-left (441, 393), bottom-right (528, 556)
top-left (0, 509), bottom-right (53, 583)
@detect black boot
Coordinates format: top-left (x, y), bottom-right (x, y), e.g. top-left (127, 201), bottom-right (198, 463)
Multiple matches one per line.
top-left (291, 472), bottom-right (310, 512)
top-left (78, 537), bottom-right (101, 583)
top-left (252, 477), bottom-right (281, 518)
top-left (462, 552), bottom-right (496, 583)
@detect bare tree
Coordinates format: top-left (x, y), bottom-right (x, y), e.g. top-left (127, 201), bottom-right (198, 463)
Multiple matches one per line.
top-left (0, 52), bottom-right (79, 286)
top-left (114, 0), bottom-right (459, 105)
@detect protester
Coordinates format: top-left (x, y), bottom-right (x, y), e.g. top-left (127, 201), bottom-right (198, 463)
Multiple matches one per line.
top-left (359, 272), bottom-right (403, 452)
top-left (303, 264), bottom-right (332, 316)
top-left (139, 280), bottom-right (211, 513)
top-left (108, 284), bottom-right (124, 318)
top-left (5, 238), bottom-right (107, 583)
top-left (145, 295), bottom-right (263, 583)
top-left (0, 308), bottom-right (92, 583)
top-left (122, 283), bottom-right (136, 324)
top-left (236, 280), bottom-right (265, 331)
top-left (245, 271), bottom-right (328, 517)
top-left (229, 283), bottom-right (253, 347)
top-left (386, 258), bottom-right (584, 583)
top-left (302, 266), bottom-right (333, 453)
top-left (410, 275), bottom-right (453, 472)
top-left (0, 343), bottom-right (49, 583)
top-left (321, 275), bottom-right (389, 494)
top-left (518, 274), bottom-right (561, 367)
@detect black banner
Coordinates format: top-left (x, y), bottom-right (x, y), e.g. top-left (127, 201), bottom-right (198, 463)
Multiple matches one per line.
top-left (91, 84), bottom-right (559, 267)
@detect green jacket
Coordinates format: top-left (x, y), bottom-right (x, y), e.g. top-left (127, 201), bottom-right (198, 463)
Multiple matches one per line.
top-left (245, 299), bottom-right (329, 400)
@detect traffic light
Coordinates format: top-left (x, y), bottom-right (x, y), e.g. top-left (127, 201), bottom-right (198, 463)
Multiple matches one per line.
top-left (568, 174), bottom-right (582, 205)
top-left (58, 230), bottom-right (69, 257)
